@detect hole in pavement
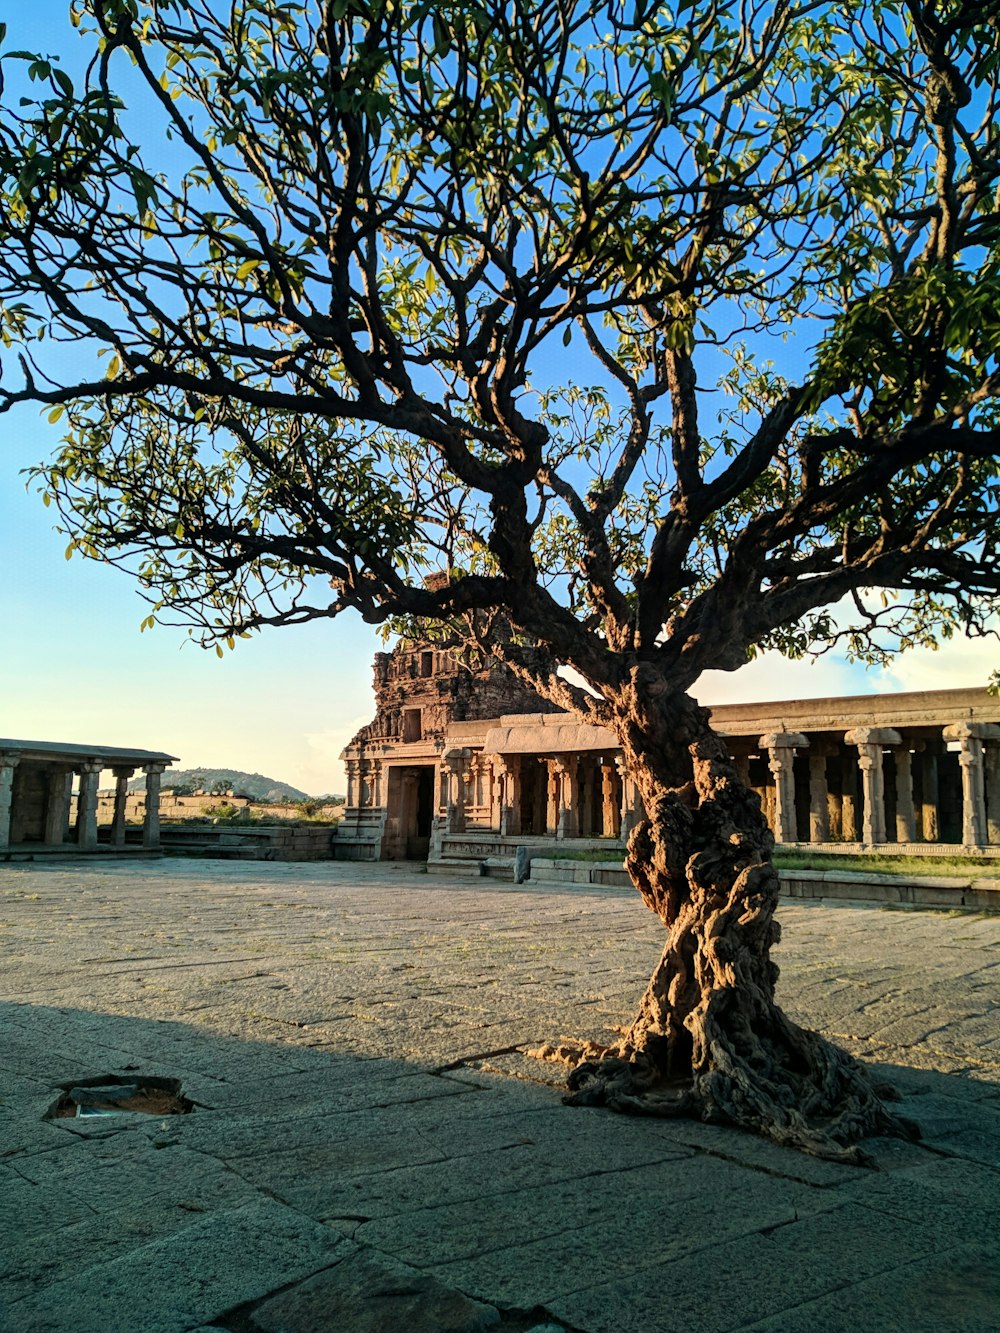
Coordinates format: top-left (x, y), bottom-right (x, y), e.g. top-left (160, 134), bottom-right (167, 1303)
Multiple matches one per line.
top-left (45, 1074), bottom-right (195, 1119)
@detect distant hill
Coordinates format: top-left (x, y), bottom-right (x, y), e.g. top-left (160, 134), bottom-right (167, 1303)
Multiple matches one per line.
top-left (128, 767), bottom-right (311, 802)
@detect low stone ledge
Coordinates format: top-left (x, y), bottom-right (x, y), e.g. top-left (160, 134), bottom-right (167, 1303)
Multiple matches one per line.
top-left (525, 858), bottom-right (999, 912)
top-left (160, 824), bottom-right (337, 862)
top-left (777, 869), bottom-right (998, 912)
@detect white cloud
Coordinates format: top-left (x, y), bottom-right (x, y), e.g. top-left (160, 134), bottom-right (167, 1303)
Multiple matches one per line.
top-left (875, 635), bottom-right (999, 694)
top-left (694, 634), bottom-right (997, 709)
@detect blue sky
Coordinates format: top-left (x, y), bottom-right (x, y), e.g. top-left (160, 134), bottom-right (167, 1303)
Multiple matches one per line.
top-left (0, 2), bottom-right (996, 794)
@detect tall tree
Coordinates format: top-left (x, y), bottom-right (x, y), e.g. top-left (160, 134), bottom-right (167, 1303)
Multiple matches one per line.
top-left (2, 0), bottom-right (999, 1161)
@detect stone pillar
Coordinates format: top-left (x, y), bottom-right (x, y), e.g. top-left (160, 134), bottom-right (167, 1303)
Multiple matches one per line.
top-left (808, 751), bottom-right (830, 844)
top-left (921, 743), bottom-right (940, 842)
top-left (943, 723), bottom-right (1000, 849)
top-left (110, 766), bottom-right (134, 847)
top-left (76, 761), bottom-right (102, 850)
top-left (893, 746), bottom-right (916, 844)
top-left (489, 757), bottom-right (503, 831)
top-left (142, 763), bottom-right (166, 850)
top-left (837, 751), bottom-right (857, 840)
top-left (443, 748), bottom-right (470, 834)
top-left (615, 755), bottom-right (643, 841)
top-left (44, 769), bottom-right (72, 846)
top-left (986, 742), bottom-right (1000, 846)
top-left (553, 754), bottom-right (580, 840)
top-left (344, 758), bottom-right (358, 810)
top-left (370, 759), bottom-right (383, 810)
top-left (545, 760), bottom-right (559, 835)
top-left (502, 758), bottom-right (523, 836)
top-left (600, 761), bottom-right (620, 838)
top-left (761, 733), bottom-right (808, 844)
top-left (845, 728), bottom-right (901, 846)
top-left (0, 753), bottom-right (19, 850)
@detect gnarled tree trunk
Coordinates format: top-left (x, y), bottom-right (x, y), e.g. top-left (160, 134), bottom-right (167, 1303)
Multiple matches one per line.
top-left (533, 678), bottom-right (916, 1165)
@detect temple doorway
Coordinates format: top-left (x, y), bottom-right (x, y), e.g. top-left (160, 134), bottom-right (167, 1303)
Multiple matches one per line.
top-left (383, 764), bottom-right (436, 860)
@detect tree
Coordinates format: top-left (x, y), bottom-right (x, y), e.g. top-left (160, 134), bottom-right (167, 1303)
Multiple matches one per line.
top-left (2, 0), bottom-right (999, 1162)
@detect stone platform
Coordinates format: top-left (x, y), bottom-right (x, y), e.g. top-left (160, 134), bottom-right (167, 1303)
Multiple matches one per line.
top-left (1, 859), bottom-right (998, 1332)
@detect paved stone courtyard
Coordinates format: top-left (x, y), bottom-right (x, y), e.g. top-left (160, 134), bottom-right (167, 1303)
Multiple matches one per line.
top-left (1, 859), bottom-right (997, 1332)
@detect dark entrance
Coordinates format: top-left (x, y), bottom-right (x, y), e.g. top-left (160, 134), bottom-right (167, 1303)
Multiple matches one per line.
top-left (519, 759), bottom-right (542, 834)
top-left (405, 766), bottom-right (435, 860)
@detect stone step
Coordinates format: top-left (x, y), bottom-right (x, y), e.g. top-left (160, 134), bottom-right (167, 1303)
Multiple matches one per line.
top-left (429, 855), bottom-right (515, 881)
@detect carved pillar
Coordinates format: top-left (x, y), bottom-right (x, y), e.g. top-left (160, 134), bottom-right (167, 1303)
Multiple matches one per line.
top-left (503, 758), bottom-right (523, 837)
top-left (615, 755), bottom-right (643, 841)
top-left (986, 742), bottom-right (1000, 846)
top-left (0, 753), bottom-right (19, 850)
top-left (110, 766), bottom-right (134, 848)
top-left (489, 756), bottom-right (503, 832)
top-left (845, 728), bottom-right (900, 846)
top-left (921, 742), bottom-right (940, 842)
top-left (545, 760), bottom-right (559, 835)
top-left (600, 761), bottom-right (620, 838)
top-left (761, 733), bottom-right (807, 844)
top-left (808, 751), bottom-right (830, 844)
top-left (370, 759), bottom-right (383, 810)
top-left (553, 754), bottom-right (580, 839)
top-left (76, 761), bottom-right (102, 849)
top-left (943, 723), bottom-right (1000, 848)
top-left (893, 746), bottom-right (915, 844)
top-left (442, 751), bottom-right (466, 831)
top-left (142, 763), bottom-right (166, 850)
top-left (344, 759), bottom-right (359, 810)
top-left (358, 760), bottom-right (374, 808)
top-left (44, 769), bottom-right (72, 846)
top-left (839, 751), bottom-right (859, 840)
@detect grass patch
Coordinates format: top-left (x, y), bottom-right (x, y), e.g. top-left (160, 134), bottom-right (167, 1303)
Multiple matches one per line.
top-left (774, 849), bottom-right (1000, 879)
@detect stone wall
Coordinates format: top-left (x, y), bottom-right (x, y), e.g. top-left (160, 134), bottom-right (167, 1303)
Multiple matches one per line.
top-left (158, 824), bottom-right (338, 861)
top-left (88, 791), bottom-right (343, 826)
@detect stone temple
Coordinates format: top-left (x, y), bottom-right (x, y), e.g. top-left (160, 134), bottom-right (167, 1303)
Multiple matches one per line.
top-left (336, 638), bottom-right (1000, 869)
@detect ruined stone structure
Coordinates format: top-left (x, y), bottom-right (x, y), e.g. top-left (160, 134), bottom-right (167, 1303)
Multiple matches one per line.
top-left (336, 643), bottom-right (1000, 867)
top-left (340, 641), bottom-right (559, 860)
top-left (0, 739), bottom-right (176, 855)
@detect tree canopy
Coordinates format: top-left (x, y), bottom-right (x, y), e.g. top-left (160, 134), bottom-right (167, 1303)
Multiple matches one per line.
top-left (1, 0), bottom-right (998, 707)
top-left (2, 0), bottom-right (1000, 1160)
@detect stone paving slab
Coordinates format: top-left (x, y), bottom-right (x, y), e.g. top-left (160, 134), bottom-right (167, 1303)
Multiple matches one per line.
top-left (1, 858), bottom-right (998, 1332)
top-left (742, 1240), bottom-right (1000, 1333)
top-left (3, 1199), bottom-right (349, 1333)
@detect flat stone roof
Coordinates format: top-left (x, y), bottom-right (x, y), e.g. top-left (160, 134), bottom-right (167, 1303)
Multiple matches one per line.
top-left (471, 687), bottom-right (1000, 750)
top-left (0, 739), bottom-right (177, 765)
top-left (705, 685), bottom-right (999, 736)
top-left (483, 720), bottom-right (619, 754)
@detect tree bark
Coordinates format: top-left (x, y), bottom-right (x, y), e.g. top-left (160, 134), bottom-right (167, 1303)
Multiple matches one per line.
top-left (532, 676), bottom-right (916, 1165)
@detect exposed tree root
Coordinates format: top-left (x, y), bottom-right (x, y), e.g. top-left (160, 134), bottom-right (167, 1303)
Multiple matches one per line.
top-left (530, 696), bottom-right (923, 1167)
top-left (532, 1022), bottom-right (919, 1168)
